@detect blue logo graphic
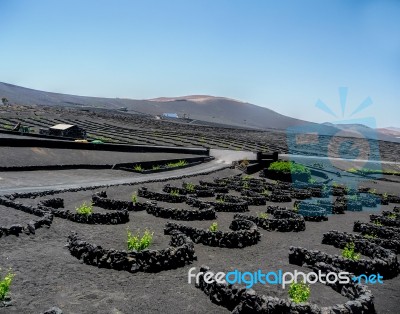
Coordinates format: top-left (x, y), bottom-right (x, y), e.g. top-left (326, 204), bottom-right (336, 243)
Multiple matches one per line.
top-left (286, 87), bottom-right (382, 214)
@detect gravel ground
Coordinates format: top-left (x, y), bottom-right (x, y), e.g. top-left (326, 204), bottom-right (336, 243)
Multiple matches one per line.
top-left (1, 168), bottom-right (400, 313)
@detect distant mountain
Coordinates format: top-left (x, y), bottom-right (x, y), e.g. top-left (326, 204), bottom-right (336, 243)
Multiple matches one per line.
top-left (0, 82), bottom-right (311, 130)
top-left (1, 81), bottom-right (398, 143)
top-left (377, 127), bottom-right (400, 138)
top-left (322, 122), bottom-right (400, 142)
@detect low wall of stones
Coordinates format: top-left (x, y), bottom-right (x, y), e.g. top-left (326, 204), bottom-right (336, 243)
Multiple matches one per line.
top-left (138, 187), bottom-right (186, 203)
top-left (382, 210), bottom-right (400, 219)
top-left (370, 214), bottom-right (400, 227)
top-left (40, 198), bottom-right (65, 209)
top-left (164, 219), bottom-right (260, 248)
top-left (387, 195), bottom-right (400, 204)
top-left (238, 191), bottom-right (266, 206)
top-left (162, 184), bottom-right (188, 195)
top-left (359, 195), bottom-right (379, 207)
top-left (234, 211), bottom-right (305, 232)
top-left (91, 192), bottom-right (146, 211)
top-left (266, 193), bottom-right (292, 203)
top-left (67, 230), bottom-right (196, 273)
top-left (0, 197), bottom-right (54, 238)
top-left (290, 190), bottom-right (312, 200)
top-left (39, 203), bottom-right (129, 225)
top-left (315, 199), bottom-right (346, 214)
top-left (293, 201), bottom-right (328, 222)
top-left (186, 196), bottom-right (249, 212)
top-left (198, 180), bottom-right (229, 193)
top-left (323, 230), bottom-right (400, 254)
top-left (289, 243), bottom-right (399, 279)
top-left (196, 263), bottom-right (375, 314)
top-left (0, 197), bottom-right (49, 217)
top-left (353, 221), bottom-right (400, 241)
top-left (144, 202), bottom-right (216, 221)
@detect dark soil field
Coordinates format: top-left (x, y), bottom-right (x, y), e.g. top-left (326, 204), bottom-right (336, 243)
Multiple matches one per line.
top-left (1, 105), bottom-right (400, 313)
top-left (1, 167), bottom-right (400, 313)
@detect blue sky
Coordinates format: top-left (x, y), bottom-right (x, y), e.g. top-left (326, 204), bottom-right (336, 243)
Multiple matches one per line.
top-left (0, 0), bottom-right (399, 127)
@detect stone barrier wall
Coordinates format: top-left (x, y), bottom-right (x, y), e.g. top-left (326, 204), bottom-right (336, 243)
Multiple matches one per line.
top-left (164, 219), bottom-right (260, 248)
top-left (67, 230), bottom-right (196, 273)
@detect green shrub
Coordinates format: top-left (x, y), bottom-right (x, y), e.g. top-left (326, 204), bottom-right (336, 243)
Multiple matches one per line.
top-left (127, 229), bottom-right (154, 251)
top-left (152, 165), bottom-right (161, 170)
top-left (242, 181), bottom-right (250, 189)
top-left (347, 168), bottom-right (400, 176)
top-left (134, 164), bottom-right (143, 171)
top-left (258, 212), bottom-right (268, 219)
top-left (131, 193), bottom-right (138, 204)
top-left (374, 221), bottom-right (383, 226)
top-left (2, 124), bottom-right (13, 130)
top-left (342, 242), bottom-right (360, 260)
top-left (75, 202), bottom-right (93, 216)
top-left (261, 189), bottom-right (270, 196)
top-left (348, 194), bottom-right (359, 201)
top-left (216, 196), bottom-right (225, 203)
top-left (364, 233), bottom-right (377, 239)
top-left (0, 269), bottom-right (15, 301)
top-left (166, 160), bottom-right (188, 168)
top-left (209, 222), bottom-right (218, 232)
top-left (242, 175), bottom-right (252, 180)
top-left (268, 161), bottom-right (311, 181)
top-left (185, 182), bottom-right (195, 193)
top-left (170, 189), bottom-right (180, 196)
top-left (288, 281), bottom-right (310, 304)
top-left (387, 213), bottom-right (397, 219)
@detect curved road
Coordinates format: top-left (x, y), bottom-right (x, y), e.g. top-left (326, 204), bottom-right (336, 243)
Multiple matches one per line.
top-left (0, 149), bottom-right (255, 195)
top-left (1, 149), bottom-right (399, 196)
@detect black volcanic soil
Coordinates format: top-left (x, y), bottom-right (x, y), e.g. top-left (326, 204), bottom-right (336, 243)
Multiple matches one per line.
top-left (1, 168), bottom-right (400, 313)
top-left (0, 147), bottom-right (201, 168)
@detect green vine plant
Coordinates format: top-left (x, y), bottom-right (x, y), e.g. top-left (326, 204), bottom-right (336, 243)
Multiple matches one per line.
top-left (387, 213), bottom-right (397, 219)
top-left (288, 281), bottom-right (310, 304)
top-left (185, 182), bottom-right (196, 193)
top-left (170, 189), bottom-right (180, 197)
top-left (75, 202), bottom-right (93, 216)
top-left (131, 192), bottom-right (138, 204)
top-left (341, 242), bottom-right (360, 261)
top-left (0, 269), bottom-right (15, 301)
top-left (133, 164), bottom-right (143, 171)
top-left (127, 229), bottom-right (154, 251)
top-left (261, 189), bottom-right (270, 196)
top-left (209, 222), bottom-right (218, 232)
top-left (216, 196), bottom-right (225, 204)
top-left (258, 212), bottom-right (268, 219)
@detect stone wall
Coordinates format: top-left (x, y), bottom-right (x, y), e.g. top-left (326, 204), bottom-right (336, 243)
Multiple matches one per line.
top-left (164, 219), bottom-right (260, 248)
top-left (67, 230), bottom-right (196, 273)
